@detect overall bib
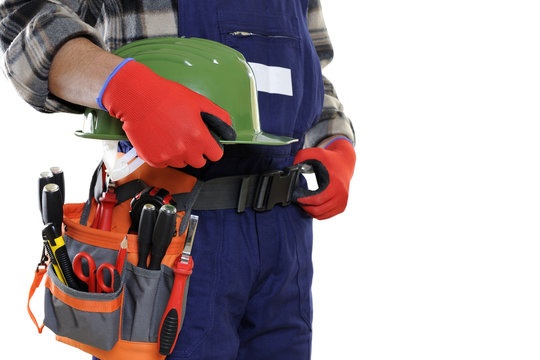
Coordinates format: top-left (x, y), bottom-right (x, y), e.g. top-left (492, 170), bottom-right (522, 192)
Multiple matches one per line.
top-left (172, 1), bottom-right (324, 359)
top-left (105, 1), bottom-right (324, 359)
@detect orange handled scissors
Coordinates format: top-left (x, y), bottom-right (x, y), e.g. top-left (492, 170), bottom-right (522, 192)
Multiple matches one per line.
top-left (73, 252), bottom-right (118, 293)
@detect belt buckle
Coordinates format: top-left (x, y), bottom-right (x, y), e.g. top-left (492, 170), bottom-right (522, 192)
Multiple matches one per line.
top-left (253, 165), bottom-right (301, 212)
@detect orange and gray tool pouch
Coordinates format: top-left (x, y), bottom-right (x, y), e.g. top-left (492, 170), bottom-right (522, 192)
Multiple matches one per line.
top-left (28, 164), bottom-right (201, 360)
top-left (28, 161), bottom-right (302, 360)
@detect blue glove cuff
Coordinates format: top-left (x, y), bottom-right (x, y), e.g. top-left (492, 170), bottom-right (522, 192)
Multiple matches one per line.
top-left (96, 58), bottom-right (135, 111)
top-left (323, 136), bottom-right (354, 149)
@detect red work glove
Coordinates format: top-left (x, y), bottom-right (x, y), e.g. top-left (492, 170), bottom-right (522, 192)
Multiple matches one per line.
top-left (293, 137), bottom-right (356, 220)
top-left (99, 59), bottom-right (236, 168)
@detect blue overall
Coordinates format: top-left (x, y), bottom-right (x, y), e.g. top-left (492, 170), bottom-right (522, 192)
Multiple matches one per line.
top-left (100, 1), bottom-right (324, 359)
top-left (170, 1), bottom-right (324, 358)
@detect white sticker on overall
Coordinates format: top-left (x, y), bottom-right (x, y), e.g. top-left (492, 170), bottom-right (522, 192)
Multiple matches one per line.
top-left (248, 62), bottom-right (293, 96)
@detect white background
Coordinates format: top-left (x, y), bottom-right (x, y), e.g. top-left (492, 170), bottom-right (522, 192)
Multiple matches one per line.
top-left (1, 0), bottom-right (540, 359)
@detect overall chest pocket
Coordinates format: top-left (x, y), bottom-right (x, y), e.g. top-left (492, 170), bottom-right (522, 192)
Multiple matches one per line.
top-left (218, 9), bottom-right (305, 138)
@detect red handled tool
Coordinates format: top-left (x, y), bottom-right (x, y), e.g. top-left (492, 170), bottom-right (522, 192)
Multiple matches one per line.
top-left (115, 236), bottom-right (128, 275)
top-left (97, 263), bottom-right (121, 293)
top-left (73, 252), bottom-right (119, 293)
top-left (73, 252), bottom-right (97, 293)
top-left (158, 215), bottom-right (198, 356)
top-left (92, 182), bottom-right (118, 231)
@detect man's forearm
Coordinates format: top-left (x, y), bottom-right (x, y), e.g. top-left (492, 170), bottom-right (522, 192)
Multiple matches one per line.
top-left (49, 37), bottom-right (124, 109)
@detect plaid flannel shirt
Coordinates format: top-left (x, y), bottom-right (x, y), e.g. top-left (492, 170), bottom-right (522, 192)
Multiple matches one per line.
top-left (0, 0), bottom-right (354, 147)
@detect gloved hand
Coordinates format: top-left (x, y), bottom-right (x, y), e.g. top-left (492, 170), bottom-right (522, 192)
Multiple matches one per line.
top-left (293, 137), bottom-right (356, 220)
top-left (99, 59), bottom-right (236, 168)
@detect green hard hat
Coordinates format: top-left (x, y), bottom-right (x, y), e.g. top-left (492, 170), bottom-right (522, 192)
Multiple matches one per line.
top-left (75, 37), bottom-right (297, 146)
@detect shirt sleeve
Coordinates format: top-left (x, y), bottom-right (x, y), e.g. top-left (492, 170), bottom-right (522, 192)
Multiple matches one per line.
top-left (0, 0), bottom-right (104, 113)
top-left (304, 0), bottom-right (356, 148)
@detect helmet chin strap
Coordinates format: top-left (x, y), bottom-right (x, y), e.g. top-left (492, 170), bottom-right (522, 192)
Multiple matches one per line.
top-left (102, 140), bottom-right (145, 182)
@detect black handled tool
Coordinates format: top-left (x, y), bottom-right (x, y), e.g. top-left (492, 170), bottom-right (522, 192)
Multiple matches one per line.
top-left (42, 183), bottom-right (63, 229)
top-left (148, 204), bottom-right (177, 270)
top-left (38, 171), bottom-right (53, 214)
top-left (137, 204), bottom-right (157, 269)
top-left (50, 166), bottom-right (65, 204)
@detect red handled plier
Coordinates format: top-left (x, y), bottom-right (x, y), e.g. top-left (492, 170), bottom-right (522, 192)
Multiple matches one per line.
top-left (157, 215), bottom-right (199, 355)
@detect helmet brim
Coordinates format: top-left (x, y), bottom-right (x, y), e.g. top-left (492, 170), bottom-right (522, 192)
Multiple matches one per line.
top-left (74, 129), bottom-right (297, 145)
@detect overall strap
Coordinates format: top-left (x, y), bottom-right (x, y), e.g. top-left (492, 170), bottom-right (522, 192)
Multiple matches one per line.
top-left (80, 161), bottom-right (105, 226)
top-left (80, 161), bottom-right (147, 226)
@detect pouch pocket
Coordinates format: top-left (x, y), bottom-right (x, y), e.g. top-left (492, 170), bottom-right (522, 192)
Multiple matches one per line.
top-left (44, 266), bottom-right (124, 351)
top-left (121, 262), bottom-right (175, 342)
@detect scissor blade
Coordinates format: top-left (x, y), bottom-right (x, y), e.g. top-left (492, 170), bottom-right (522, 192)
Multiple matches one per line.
top-left (181, 215), bottom-right (199, 264)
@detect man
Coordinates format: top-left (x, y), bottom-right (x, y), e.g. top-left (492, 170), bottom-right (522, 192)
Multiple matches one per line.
top-left (0, 0), bottom-right (355, 359)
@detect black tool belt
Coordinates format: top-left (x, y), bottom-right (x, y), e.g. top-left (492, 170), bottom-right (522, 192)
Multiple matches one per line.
top-left (186, 164), bottom-right (302, 213)
top-left (101, 164), bottom-right (302, 215)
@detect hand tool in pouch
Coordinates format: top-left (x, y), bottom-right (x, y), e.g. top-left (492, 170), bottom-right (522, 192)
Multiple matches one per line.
top-left (38, 171), bottom-right (53, 214)
top-left (50, 166), bottom-right (65, 204)
top-left (137, 204), bottom-right (157, 269)
top-left (73, 252), bottom-right (120, 293)
top-left (42, 223), bottom-right (80, 290)
top-left (41, 183), bottom-right (80, 290)
top-left (92, 181), bottom-right (118, 231)
top-left (148, 204), bottom-right (177, 270)
top-left (98, 265), bottom-right (121, 293)
top-left (129, 187), bottom-right (176, 232)
top-left (158, 214), bottom-right (199, 355)
top-left (42, 183), bottom-right (63, 229)
top-left (115, 236), bottom-right (128, 275)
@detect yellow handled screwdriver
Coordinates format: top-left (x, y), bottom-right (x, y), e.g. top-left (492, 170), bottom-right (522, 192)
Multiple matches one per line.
top-left (41, 183), bottom-right (80, 290)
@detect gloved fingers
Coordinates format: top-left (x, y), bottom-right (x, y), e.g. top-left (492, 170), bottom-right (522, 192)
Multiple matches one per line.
top-left (134, 142), bottom-right (189, 169)
top-left (302, 206), bottom-right (333, 221)
top-left (300, 197), bottom-right (347, 220)
top-left (317, 197), bottom-right (348, 219)
top-left (145, 154), bottom-right (185, 169)
top-left (208, 129), bottom-right (225, 152)
top-left (199, 97), bottom-right (232, 124)
top-left (312, 207), bottom-right (343, 220)
top-left (201, 112), bottom-right (237, 142)
top-left (169, 161), bottom-right (188, 169)
top-left (143, 158), bottom-right (168, 169)
top-left (200, 129), bottom-right (226, 163)
top-left (293, 187), bottom-right (319, 203)
top-left (299, 198), bottom-right (333, 215)
top-left (183, 153), bottom-right (208, 169)
top-left (292, 159), bottom-right (330, 202)
top-left (126, 143), bottom-right (166, 168)
top-left (295, 190), bottom-right (333, 207)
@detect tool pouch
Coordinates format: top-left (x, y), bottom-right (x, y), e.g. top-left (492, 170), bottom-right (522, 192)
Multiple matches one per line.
top-left (29, 165), bottom-right (201, 360)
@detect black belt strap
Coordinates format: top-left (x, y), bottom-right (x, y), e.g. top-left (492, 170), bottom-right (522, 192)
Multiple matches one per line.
top-left (178, 175), bottom-right (259, 212)
top-left (173, 165), bottom-right (302, 213)
top-left (82, 163), bottom-right (302, 226)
